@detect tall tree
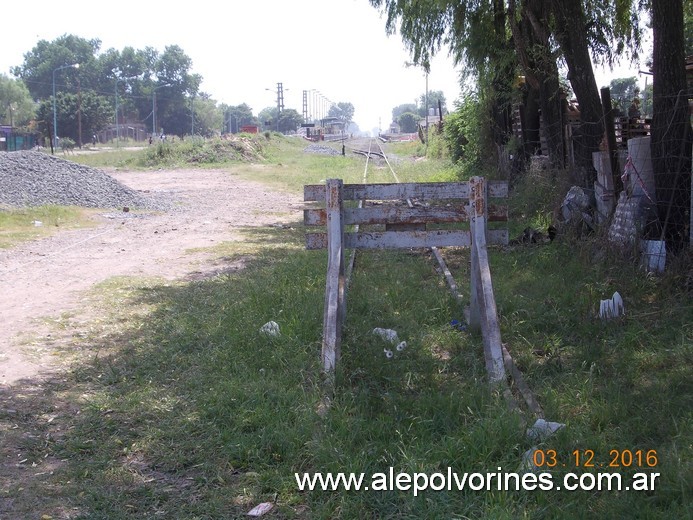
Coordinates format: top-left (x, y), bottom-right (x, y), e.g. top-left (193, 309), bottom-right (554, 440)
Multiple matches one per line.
top-left (650, 0), bottom-right (691, 252)
top-left (398, 112), bottom-right (419, 133)
top-left (12, 35), bottom-right (101, 99)
top-left (417, 90), bottom-right (447, 116)
top-left (609, 77), bottom-right (639, 113)
top-left (328, 102), bottom-right (355, 128)
top-left (0, 75), bottom-right (35, 128)
top-left (36, 92), bottom-right (113, 143)
top-left (392, 103), bottom-right (418, 121)
top-left (278, 109), bottom-right (303, 134)
top-left (225, 103), bottom-right (258, 133)
top-left (549, 0), bottom-right (604, 177)
top-left (191, 93), bottom-right (223, 137)
top-left (508, 0), bottom-right (565, 166)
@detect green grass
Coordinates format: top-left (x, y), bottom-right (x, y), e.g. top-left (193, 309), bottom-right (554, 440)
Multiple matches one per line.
top-left (2, 139), bottom-right (690, 519)
top-left (0, 205), bottom-right (94, 248)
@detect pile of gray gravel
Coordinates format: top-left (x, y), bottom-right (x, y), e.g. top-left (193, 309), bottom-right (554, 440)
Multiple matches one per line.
top-left (304, 144), bottom-right (341, 156)
top-left (0, 151), bottom-right (165, 210)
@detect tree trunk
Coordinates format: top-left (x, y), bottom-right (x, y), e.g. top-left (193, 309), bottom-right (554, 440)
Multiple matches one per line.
top-left (551, 0), bottom-right (604, 185)
top-left (489, 0), bottom-right (515, 146)
top-left (509, 0), bottom-right (564, 167)
top-left (650, 0), bottom-right (691, 253)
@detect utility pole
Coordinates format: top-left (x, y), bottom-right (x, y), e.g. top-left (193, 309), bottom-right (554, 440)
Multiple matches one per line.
top-left (276, 82), bottom-right (284, 132)
top-left (77, 76), bottom-right (82, 148)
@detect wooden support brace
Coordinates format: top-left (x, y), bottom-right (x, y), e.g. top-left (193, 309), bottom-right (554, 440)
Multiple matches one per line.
top-left (322, 179), bottom-right (345, 374)
top-left (469, 176), bottom-right (506, 384)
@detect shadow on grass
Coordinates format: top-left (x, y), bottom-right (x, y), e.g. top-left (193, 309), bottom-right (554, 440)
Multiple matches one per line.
top-left (0, 227), bottom-right (690, 519)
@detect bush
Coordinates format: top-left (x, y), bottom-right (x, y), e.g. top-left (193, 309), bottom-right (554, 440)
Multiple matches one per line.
top-left (443, 94), bottom-right (497, 179)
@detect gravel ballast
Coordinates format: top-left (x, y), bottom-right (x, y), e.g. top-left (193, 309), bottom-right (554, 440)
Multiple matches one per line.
top-left (0, 151), bottom-right (166, 210)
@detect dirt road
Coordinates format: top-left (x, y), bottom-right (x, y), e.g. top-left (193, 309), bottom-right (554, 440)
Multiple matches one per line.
top-left (0, 168), bottom-right (300, 386)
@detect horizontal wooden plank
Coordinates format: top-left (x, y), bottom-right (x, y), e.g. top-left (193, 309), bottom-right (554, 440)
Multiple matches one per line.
top-left (304, 204), bottom-right (507, 226)
top-left (304, 180), bottom-right (507, 202)
top-left (488, 180), bottom-right (508, 198)
top-left (305, 229), bottom-right (508, 250)
top-left (305, 182), bottom-right (468, 202)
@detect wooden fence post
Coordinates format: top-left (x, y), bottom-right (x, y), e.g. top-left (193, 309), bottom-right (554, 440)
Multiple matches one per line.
top-left (322, 179), bottom-right (345, 374)
top-left (468, 178), bottom-right (483, 330)
top-left (600, 87), bottom-right (624, 195)
top-left (468, 177), bottom-right (506, 384)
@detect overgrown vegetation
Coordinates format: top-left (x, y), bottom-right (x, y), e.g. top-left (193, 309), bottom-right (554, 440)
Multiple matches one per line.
top-left (0, 205), bottom-right (93, 248)
top-left (1, 139), bottom-right (690, 518)
top-left (73, 134), bottom-right (271, 170)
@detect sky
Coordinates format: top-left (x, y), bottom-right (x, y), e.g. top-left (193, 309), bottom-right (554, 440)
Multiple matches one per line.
top-left (2, 0), bottom-right (651, 134)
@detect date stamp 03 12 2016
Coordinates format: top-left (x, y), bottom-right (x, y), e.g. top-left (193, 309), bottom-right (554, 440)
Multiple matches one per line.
top-left (531, 449), bottom-right (659, 469)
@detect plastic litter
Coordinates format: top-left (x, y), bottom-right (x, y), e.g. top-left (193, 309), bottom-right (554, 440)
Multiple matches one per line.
top-left (519, 447), bottom-right (541, 473)
top-left (247, 502), bottom-right (274, 517)
top-left (373, 328), bottom-right (399, 344)
top-left (384, 348), bottom-right (394, 359)
top-left (259, 321), bottom-right (280, 337)
top-left (33, 220), bottom-right (43, 227)
top-left (599, 291), bottom-right (624, 320)
top-left (450, 319), bottom-right (467, 331)
top-left (396, 341), bottom-right (407, 352)
top-left (641, 240), bottom-right (666, 273)
top-left (526, 418), bottom-right (566, 442)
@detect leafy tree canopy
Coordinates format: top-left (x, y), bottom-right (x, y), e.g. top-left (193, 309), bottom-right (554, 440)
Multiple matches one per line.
top-left (418, 90), bottom-right (447, 116)
top-left (328, 102), bottom-right (355, 127)
top-left (608, 76), bottom-right (639, 114)
top-left (0, 74), bottom-right (36, 128)
top-left (392, 103), bottom-right (417, 121)
top-left (225, 103), bottom-right (258, 132)
top-left (397, 112), bottom-right (419, 133)
top-left (11, 35), bottom-right (208, 139)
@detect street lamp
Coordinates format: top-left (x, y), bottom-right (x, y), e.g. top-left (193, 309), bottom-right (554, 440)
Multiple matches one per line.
top-left (52, 63), bottom-right (79, 150)
top-left (265, 83), bottom-right (288, 132)
top-left (115, 75), bottom-right (137, 146)
top-left (151, 84), bottom-right (171, 138)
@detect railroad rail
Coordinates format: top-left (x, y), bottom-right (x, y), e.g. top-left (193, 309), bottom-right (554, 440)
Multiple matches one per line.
top-left (304, 139), bottom-right (508, 382)
top-left (303, 137), bottom-right (549, 422)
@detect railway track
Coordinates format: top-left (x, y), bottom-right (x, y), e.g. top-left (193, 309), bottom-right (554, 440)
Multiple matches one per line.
top-left (338, 138), bottom-right (543, 419)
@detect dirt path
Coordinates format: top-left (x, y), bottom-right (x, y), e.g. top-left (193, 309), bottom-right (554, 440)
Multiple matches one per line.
top-left (0, 168), bottom-right (300, 387)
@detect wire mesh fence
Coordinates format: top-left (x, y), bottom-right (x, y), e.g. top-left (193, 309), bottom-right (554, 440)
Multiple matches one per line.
top-left (511, 87), bottom-right (692, 255)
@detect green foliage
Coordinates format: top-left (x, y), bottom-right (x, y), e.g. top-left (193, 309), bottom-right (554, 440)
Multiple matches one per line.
top-left (443, 94), bottom-right (496, 178)
top-left (640, 83), bottom-right (653, 118)
top-left (225, 103), bottom-right (258, 133)
top-left (278, 108), bottom-right (303, 133)
top-left (0, 74), bottom-right (36, 128)
top-left (418, 89), bottom-right (447, 116)
top-left (191, 93), bottom-right (223, 137)
top-left (0, 205), bottom-right (89, 248)
top-left (686, 0), bottom-right (693, 55)
top-left (392, 103), bottom-right (417, 121)
top-left (328, 101), bottom-right (355, 127)
top-left (397, 111), bottom-right (419, 133)
top-left (36, 91), bottom-right (113, 143)
top-left (609, 76), bottom-right (639, 114)
top-left (133, 136), bottom-right (266, 167)
top-left (12, 37), bottom-right (211, 138)
top-left (60, 137), bottom-right (75, 150)
top-left (5, 138), bottom-right (690, 518)
top-left (11, 34), bottom-right (101, 100)
top-left (424, 124), bottom-right (448, 159)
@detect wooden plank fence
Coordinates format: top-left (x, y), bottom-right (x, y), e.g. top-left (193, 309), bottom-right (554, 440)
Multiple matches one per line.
top-left (304, 177), bottom-right (509, 383)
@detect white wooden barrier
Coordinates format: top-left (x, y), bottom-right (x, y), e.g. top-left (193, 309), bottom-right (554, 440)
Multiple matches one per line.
top-left (304, 177), bottom-right (508, 383)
